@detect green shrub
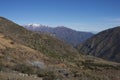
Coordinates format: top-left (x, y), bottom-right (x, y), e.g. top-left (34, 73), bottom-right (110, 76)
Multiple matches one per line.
top-left (42, 71), bottom-right (57, 80)
top-left (36, 69), bottom-right (58, 80)
top-left (0, 62), bottom-right (4, 71)
top-left (12, 64), bottom-right (35, 74)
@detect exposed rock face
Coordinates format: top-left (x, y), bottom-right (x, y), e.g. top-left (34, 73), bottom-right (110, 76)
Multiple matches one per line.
top-left (77, 26), bottom-right (120, 62)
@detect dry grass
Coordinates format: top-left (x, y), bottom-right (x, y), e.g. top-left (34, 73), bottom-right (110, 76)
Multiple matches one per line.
top-left (0, 71), bottom-right (42, 80)
top-left (0, 34), bottom-right (120, 80)
top-left (0, 17), bottom-right (120, 80)
top-left (0, 33), bottom-right (14, 49)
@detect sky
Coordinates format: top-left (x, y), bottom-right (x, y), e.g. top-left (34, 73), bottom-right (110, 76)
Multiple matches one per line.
top-left (0, 0), bottom-right (120, 32)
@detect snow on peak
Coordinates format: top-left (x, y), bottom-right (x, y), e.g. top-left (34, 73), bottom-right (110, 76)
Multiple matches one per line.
top-left (27, 23), bottom-right (41, 27)
top-left (25, 23), bottom-right (49, 28)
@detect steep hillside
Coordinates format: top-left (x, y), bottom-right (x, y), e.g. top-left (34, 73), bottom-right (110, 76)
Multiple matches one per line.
top-left (0, 17), bottom-right (79, 60)
top-left (0, 17), bottom-right (120, 80)
top-left (24, 24), bottom-right (93, 46)
top-left (77, 26), bottom-right (120, 62)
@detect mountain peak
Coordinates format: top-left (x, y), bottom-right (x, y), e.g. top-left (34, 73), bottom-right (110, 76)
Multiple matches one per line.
top-left (28, 23), bottom-right (41, 27)
top-left (25, 23), bottom-right (48, 27)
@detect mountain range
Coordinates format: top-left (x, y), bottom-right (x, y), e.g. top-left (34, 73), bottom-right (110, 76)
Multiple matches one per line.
top-left (0, 17), bottom-right (120, 80)
top-left (77, 26), bottom-right (120, 62)
top-left (23, 24), bottom-right (94, 47)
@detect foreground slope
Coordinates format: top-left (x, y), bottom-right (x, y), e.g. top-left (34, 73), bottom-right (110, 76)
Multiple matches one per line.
top-left (0, 36), bottom-right (119, 80)
top-left (77, 27), bottom-right (120, 62)
top-left (0, 28), bottom-right (49, 80)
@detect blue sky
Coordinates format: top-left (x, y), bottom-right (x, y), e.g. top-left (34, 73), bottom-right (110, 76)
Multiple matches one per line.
top-left (0, 0), bottom-right (120, 32)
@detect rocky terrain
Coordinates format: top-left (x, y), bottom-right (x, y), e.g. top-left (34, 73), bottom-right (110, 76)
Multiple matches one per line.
top-left (0, 17), bottom-right (120, 80)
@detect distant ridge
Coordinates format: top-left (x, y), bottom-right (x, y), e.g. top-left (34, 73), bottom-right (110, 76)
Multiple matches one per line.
top-left (23, 24), bottom-right (94, 46)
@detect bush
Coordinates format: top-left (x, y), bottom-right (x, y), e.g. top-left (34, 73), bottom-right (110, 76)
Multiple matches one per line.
top-left (36, 69), bottom-right (57, 80)
top-left (43, 71), bottom-right (57, 80)
top-left (12, 64), bottom-right (35, 74)
top-left (0, 62), bottom-right (4, 71)
top-left (0, 65), bottom-right (3, 71)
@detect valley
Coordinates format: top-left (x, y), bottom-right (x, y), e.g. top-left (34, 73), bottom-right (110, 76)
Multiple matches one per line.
top-left (0, 17), bottom-right (120, 80)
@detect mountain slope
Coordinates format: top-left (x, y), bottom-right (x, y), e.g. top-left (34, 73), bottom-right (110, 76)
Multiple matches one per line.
top-left (24, 24), bottom-right (93, 46)
top-left (77, 26), bottom-right (120, 62)
top-left (0, 17), bottom-right (81, 79)
top-left (0, 17), bottom-right (79, 60)
top-left (0, 17), bottom-right (120, 80)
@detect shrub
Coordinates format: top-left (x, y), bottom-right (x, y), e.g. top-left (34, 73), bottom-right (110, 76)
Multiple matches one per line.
top-left (42, 71), bottom-right (57, 80)
top-left (0, 62), bottom-right (4, 71)
top-left (36, 69), bottom-right (58, 80)
top-left (12, 64), bottom-right (35, 74)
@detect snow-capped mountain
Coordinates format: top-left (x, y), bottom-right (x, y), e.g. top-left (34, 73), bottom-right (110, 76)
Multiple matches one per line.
top-left (23, 24), bottom-right (94, 47)
top-left (23, 23), bottom-right (49, 30)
